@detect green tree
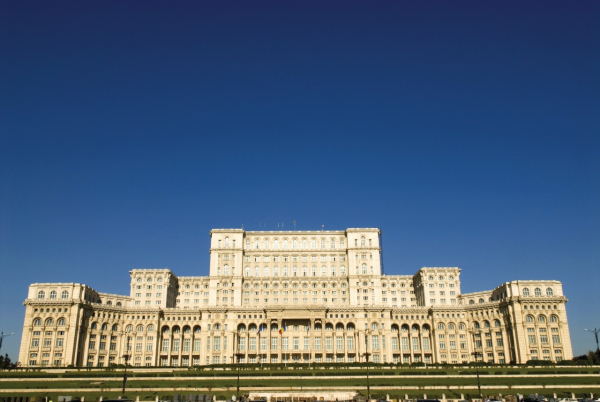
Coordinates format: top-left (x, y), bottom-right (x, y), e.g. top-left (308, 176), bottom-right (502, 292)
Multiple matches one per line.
top-left (0, 354), bottom-right (18, 369)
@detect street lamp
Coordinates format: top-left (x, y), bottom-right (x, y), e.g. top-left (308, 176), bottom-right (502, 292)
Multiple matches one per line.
top-left (234, 330), bottom-right (244, 402)
top-left (469, 329), bottom-right (483, 401)
top-left (584, 328), bottom-right (600, 351)
top-left (122, 329), bottom-right (136, 397)
top-left (364, 324), bottom-right (371, 402)
top-left (0, 332), bottom-right (15, 352)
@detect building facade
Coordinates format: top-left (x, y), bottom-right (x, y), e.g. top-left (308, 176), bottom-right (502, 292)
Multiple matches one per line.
top-left (19, 228), bottom-right (573, 367)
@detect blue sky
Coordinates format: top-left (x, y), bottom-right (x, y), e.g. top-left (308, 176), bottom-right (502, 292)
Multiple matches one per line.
top-left (1, 1), bottom-right (598, 362)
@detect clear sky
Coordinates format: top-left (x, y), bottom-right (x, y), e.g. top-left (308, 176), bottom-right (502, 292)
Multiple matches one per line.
top-left (1, 1), bottom-right (598, 362)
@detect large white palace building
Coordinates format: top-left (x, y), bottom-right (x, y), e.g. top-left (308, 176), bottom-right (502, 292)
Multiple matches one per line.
top-left (19, 228), bottom-right (573, 367)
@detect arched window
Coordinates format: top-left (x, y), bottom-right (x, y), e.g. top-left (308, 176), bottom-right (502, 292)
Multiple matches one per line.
top-left (293, 239), bottom-right (298, 249)
top-left (483, 320), bottom-right (490, 328)
top-left (33, 318), bottom-right (42, 326)
top-left (283, 239), bottom-right (288, 249)
top-left (137, 325), bottom-right (144, 332)
top-left (162, 326), bottom-right (170, 334)
top-left (184, 326), bottom-right (191, 334)
top-left (362, 263), bottom-right (367, 275)
top-left (347, 323), bottom-right (355, 331)
top-left (49, 290), bottom-right (57, 299)
top-left (479, 298), bottom-right (484, 303)
top-left (325, 323), bottom-right (333, 331)
top-left (274, 239), bottom-right (279, 249)
top-left (469, 300), bottom-right (475, 305)
top-left (330, 239), bottom-right (335, 249)
top-left (194, 325), bottom-right (201, 334)
top-left (371, 323), bottom-right (379, 331)
top-left (101, 323), bottom-right (108, 330)
top-left (340, 238), bottom-right (345, 248)
top-left (525, 315), bottom-right (534, 323)
top-left (361, 236), bottom-right (365, 246)
top-left (112, 324), bottom-right (119, 331)
top-left (437, 323), bottom-right (445, 330)
top-left (473, 322), bottom-right (480, 329)
top-left (458, 323), bottom-right (466, 330)
top-left (45, 318), bottom-right (54, 326)
top-left (302, 239), bottom-right (307, 248)
top-left (292, 266), bottom-right (298, 276)
top-left (106, 301), bottom-right (112, 305)
top-left (116, 302), bottom-right (122, 307)
top-left (147, 277), bottom-right (152, 282)
top-left (264, 239), bottom-right (269, 249)
top-left (255, 239), bottom-right (259, 249)
top-left (245, 267), bottom-right (250, 276)
top-left (336, 323), bottom-right (344, 331)
top-left (147, 324), bottom-right (155, 332)
top-left (321, 266), bottom-right (326, 276)
top-left (448, 323), bottom-right (456, 330)
top-left (494, 319), bottom-right (501, 327)
top-left (301, 266), bottom-right (307, 276)
top-left (538, 315), bottom-right (546, 323)
top-left (321, 238), bottom-right (326, 249)
top-left (125, 324), bottom-right (134, 332)
top-left (248, 324), bottom-right (257, 332)
top-left (550, 315), bottom-right (558, 323)
top-left (411, 324), bottom-right (420, 332)
top-left (91, 322), bottom-right (97, 329)
top-left (546, 287), bottom-right (553, 296)
top-left (61, 290), bottom-right (69, 299)
top-left (534, 288), bottom-right (542, 296)
top-left (264, 267), bottom-right (270, 277)
top-left (37, 291), bottom-right (45, 299)
top-left (173, 326), bottom-right (181, 334)
top-left (238, 324), bottom-right (246, 332)
top-left (225, 237), bottom-right (230, 248)
top-left (523, 288), bottom-right (530, 296)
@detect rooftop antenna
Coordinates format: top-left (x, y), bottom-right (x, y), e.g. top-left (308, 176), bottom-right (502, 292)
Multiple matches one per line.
top-left (241, 224), bottom-right (244, 230)
top-left (321, 225), bottom-right (324, 232)
top-left (293, 220), bottom-right (296, 230)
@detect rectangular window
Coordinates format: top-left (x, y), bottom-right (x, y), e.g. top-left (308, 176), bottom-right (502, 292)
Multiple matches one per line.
top-left (271, 337), bottom-right (278, 350)
top-left (304, 337), bottom-right (310, 350)
top-left (336, 336), bottom-right (343, 350)
top-left (249, 337), bottom-right (256, 351)
top-left (194, 339), bottom-right (201, 351)
top-left (282, 337), bottom-right (289, 350)
top-left (401, 337), bottom-right (408, 351)
top-left (261, 337), bottom-right (267, 351)
top-left (173, 339), bottom-right (180, 352)
top-left (326, 336), bottom-right (332, 350)
top-left (552, 335), bottom-right (560, 344)
top-left (239, 337), bottom-right (246, 351)
top-left (412, 337), bottom-right (419, 350)
top-left (214, 337), bottom-right (221, 351)
top-left (162, 339), bottom-right (169, 352)
top-left (293, 337), bottom-right (299, 350)
top-left (347, 336), bottom-right (354, 350)
top-left (372, 335), bottom-right (379, 350)
top-left (392, 337), bottom-right (398, 351)
top-left (315, 337), bottom-right (321, 350)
